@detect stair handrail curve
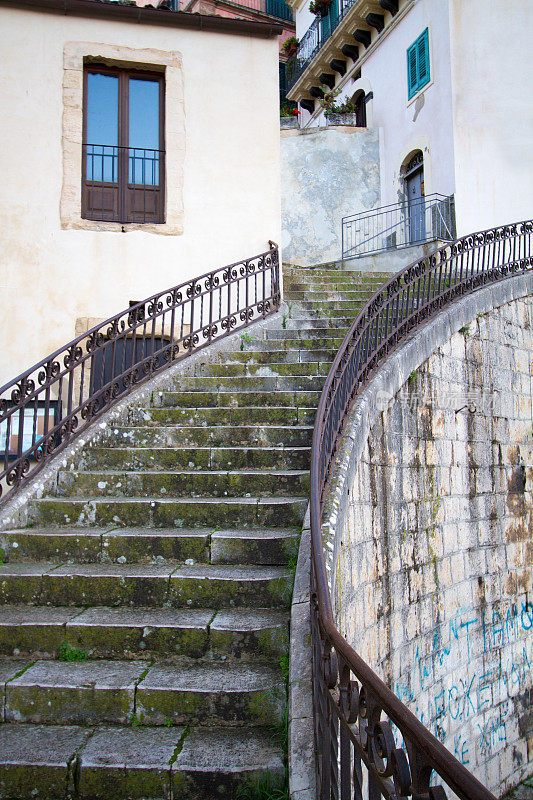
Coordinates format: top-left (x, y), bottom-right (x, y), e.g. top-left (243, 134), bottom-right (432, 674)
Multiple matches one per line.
top-left (310, 219), bottom-right (533, 799)
top-left (0, 243), bottom-right (280, 503)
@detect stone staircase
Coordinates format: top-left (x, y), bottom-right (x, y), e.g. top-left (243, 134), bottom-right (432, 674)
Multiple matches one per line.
top-left (0, 266), bottom-right (390, 799)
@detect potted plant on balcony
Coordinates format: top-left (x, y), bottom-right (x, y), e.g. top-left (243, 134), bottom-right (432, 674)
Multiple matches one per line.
top-left (309, 0), bottom-right (330, 17)
top-left (324, 99), bottom-right (358, 126)
top-left (282, 36), bottom-right (299, 58)
top-left (280, 105), bottom-right (301, 129)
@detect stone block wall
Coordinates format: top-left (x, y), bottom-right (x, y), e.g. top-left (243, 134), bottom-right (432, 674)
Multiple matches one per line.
top-left (330, 297), bottom-right (533, 794)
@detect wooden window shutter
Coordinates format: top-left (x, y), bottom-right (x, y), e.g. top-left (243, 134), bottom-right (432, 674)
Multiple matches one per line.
top-left (407, 41), bottom-right (418, 99)
top-left (407, 28), bottom-right (430, 100)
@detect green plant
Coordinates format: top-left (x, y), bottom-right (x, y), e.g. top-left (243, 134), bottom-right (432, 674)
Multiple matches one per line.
top-left (235, 772), bottom-right (289, 800)
top-left (408, 369), bottom-right (418, 386)
top-left (324, 99), bottom-right (357, 116)
top-left (459, 325), bottom-right (470, 338)
top-left (309, 0), bottom-right (330, 15)
top-left (316, 83), bottom-right (341, 112)
top-left (281, 36), bottom-right (299, 53)
top-left (240, 332), bottom-right (258, 351)
top-left (58, 642), bottom-right (89, 662)
top-left (281, 314), bottom-right (287, 329)
top-left (280, 106), bottom-right (301, 118)
top-left (0, 548), bottom-right (5, 565)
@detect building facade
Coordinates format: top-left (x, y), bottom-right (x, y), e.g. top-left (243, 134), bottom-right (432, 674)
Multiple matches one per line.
top-left (285, 0), bottom-right (533, 242)
top-left (0, 0), bottom-right (282, 384)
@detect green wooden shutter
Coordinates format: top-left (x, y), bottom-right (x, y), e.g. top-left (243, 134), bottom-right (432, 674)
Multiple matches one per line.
top-left (407, 41), bottom-right (418, 99)
top-left (407, 28), bottom-right (430, 100)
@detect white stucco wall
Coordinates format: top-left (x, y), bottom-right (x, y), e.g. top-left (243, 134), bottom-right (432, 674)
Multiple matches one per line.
top-left (361, 0), bottom-right (455, 207)
top-left (0, 6), bottom-right (281, 384)
top-left (449, 0), bottom-right (533, 237)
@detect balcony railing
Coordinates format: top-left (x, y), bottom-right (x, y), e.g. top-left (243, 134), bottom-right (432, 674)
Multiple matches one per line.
top-left (342, 194), bottom-right (456, 260)
top-left (82, 144), bottom-right (165, 224)
top-left (286, 0), bottom-right (356, 90)
top-left (182, 0), bottom-right (293, 20)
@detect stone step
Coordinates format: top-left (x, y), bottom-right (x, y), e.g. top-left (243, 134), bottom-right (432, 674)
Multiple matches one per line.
top-left (0, 562), bottom-right (292, 608)
top-left (163, 375), bottom-right (325, 391)
top-left (216, 348), bottom-right (335, 364)
top-left (251, 337), bottom-right (344, 351)
top-left (55, 469), bottom-right (310, 500)
top-left (265, 327), bottom-right (347, 340)
top-left (28, 495), bottom-right (308, 529)
top-left (0, 605), bottom-right (289, 660)
top-left (132, 405), bottom-right (316, 426)
top-left (79, 445), bottom-right (311, 471)
top-left (100, 424), bottom-right (313, 448)
top-left (283, 267), bottom-right (390, 279)
top-left (270, 316), bottom-right (351, 330)
top-left (156, 389), bottom-right (321, 407)
top-left (192, 361), bottom-right (330, 377)
top-left (1, 527), bottom-right (298, 565)
top-left (286, 290), bottom-right (372, 302)
top-left (2, 659), bottom-right (285, 727)
top-left (0, 723), bottom-right (285, 799)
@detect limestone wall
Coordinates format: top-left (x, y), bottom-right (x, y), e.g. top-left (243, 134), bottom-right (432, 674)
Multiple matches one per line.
top-left (280, 126), bottom-right (380, 267)
top-left (325, 280), bottom-right (533, 794)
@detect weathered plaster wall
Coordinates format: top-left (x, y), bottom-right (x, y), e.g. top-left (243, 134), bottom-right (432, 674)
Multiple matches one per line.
top-left (324, 278), bottom-right (533, 794)
top-left (0, 6), bottom-right (281, 384)
top-left (280, 126), bottom-right (380, 266)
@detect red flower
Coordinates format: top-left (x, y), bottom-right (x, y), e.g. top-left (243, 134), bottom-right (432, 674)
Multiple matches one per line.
top-left (293, 109), bottom-right (302, 115)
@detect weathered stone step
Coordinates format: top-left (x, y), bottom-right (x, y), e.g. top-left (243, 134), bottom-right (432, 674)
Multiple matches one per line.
top-left (157, 389), bottom-right (321, 407)
top-left (286, 290), bottom-right (374, 301)
top-left (100, 424), bottom-right (313, 448)
top-left (251, 337), bottom-right (344, 351)
top-left (192, 361), bottom-right (329, 377)
top-left (164, 375), bottom-right (325, 391)
top-left (284, 267), bottom-right (390, 279)
top-left (0, 562), bottom-right (292, 608)
top-left (217, 348), bottom-right (335, 364)
top-left (2, 659), bottom-right (285, 727)
top-left (29, 495), bottom-right (307, 529)
top-left (0, 606), bottom-right (289, 660)
top-left (79, 445), bottom-right (311, 471)
top-left (0, 723), bottom-right (285, 799)
top-left (0, 527), bottom-right (298, 565)
top-left (265, 327), bottom-right (347, 340)
top-left (269, 317), bottom-right (351, 330)
top-left (132, 405), bottom-right (316, 426)
top-left (55, 469), bottom-right (310, 500)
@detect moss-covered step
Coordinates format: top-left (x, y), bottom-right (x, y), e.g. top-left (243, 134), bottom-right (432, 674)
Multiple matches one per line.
top-left (98, 424), bottom-right (313, 448)
top-left (192, 361), bottom-right (323, 377)
top-left (55, 469), bottom-right (310, 499)
top-left (157, 389), bottom-right (321, 407)
top-left (79, 445), bottom-right (311, 471)
top-left (163, 375), bottom-right (325, 392)
top-left (27, 495), bottom-right (308, 529)
top-left (216, 348), bottom-right (335, 364)
top-left (0, 527), bottom-right (209, 564)
top-left (0, 606), bottom-right (289, 660)
top-left (210, 527), bottom-right (299, 565)
top-left (136, 661), bottom-right (284, 726)
top-left (75, 725), bottom-right (285, 799)
top-left (130, 405), bottom-right (316, 426)
top-left (3, 659), bottom-right (284, 728)
top-left (0, 562), bottom-right (292, 608)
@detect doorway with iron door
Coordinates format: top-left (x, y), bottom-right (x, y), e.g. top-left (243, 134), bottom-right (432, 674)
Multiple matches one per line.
top-left (404, 152), bottom-right (425, 245)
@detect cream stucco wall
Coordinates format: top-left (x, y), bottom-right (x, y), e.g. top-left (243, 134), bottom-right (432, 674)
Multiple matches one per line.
top-left (0, 6), bottom-right (281, 384)
top-left (449, 0), bottom-right (533, 237)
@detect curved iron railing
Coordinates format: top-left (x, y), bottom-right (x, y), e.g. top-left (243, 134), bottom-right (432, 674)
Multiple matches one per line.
top-left (310, 220), bottom-right (533, 799)
top-left (0, 243), bottom-right (280, 502)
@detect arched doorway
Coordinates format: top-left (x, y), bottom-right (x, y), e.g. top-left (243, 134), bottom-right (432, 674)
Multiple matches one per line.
top-left (350, 89), bottom-right (367, 127)
top-left (403, 150), bottom-right (425, 244)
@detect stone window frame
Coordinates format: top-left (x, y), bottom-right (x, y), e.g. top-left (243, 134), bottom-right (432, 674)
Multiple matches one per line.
top-left (61, 42), bottom-right (185, 235)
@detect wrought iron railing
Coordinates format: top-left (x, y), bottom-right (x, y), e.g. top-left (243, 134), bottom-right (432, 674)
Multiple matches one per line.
top-left (82, 143), bottom-right (165, 224)
top-left (181, 0), bottom-right (293, 20)
top-left (310, 220), bottom-right (533, 799)
top-left (286, 0), bottom-right (356, 90)
top-left (342, 194), bottom-right (456, 260)
top-left (0, 244), bottom-right (280, 501)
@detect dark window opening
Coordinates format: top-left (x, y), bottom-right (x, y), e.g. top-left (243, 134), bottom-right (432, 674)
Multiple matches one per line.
top-left (82, 65), bottom-right (165, 224)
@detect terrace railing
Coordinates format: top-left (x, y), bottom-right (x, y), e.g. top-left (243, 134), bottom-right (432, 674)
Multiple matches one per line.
top-left (342, 194), bottom-right (456, 260)
top-left (310, 220), bottom-right (533, 799)
top-left (286, 0), bottom-right (356, 91)
top-left (0, 244), bottom-right (280, 502)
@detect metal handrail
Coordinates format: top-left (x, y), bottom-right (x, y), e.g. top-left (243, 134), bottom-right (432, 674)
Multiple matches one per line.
top-left (0, 243), bottom-right (280, 502)
top-left (310, 220), bottom-right (533, 799)
top-left (342, 194), bottom-right (456, 259)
